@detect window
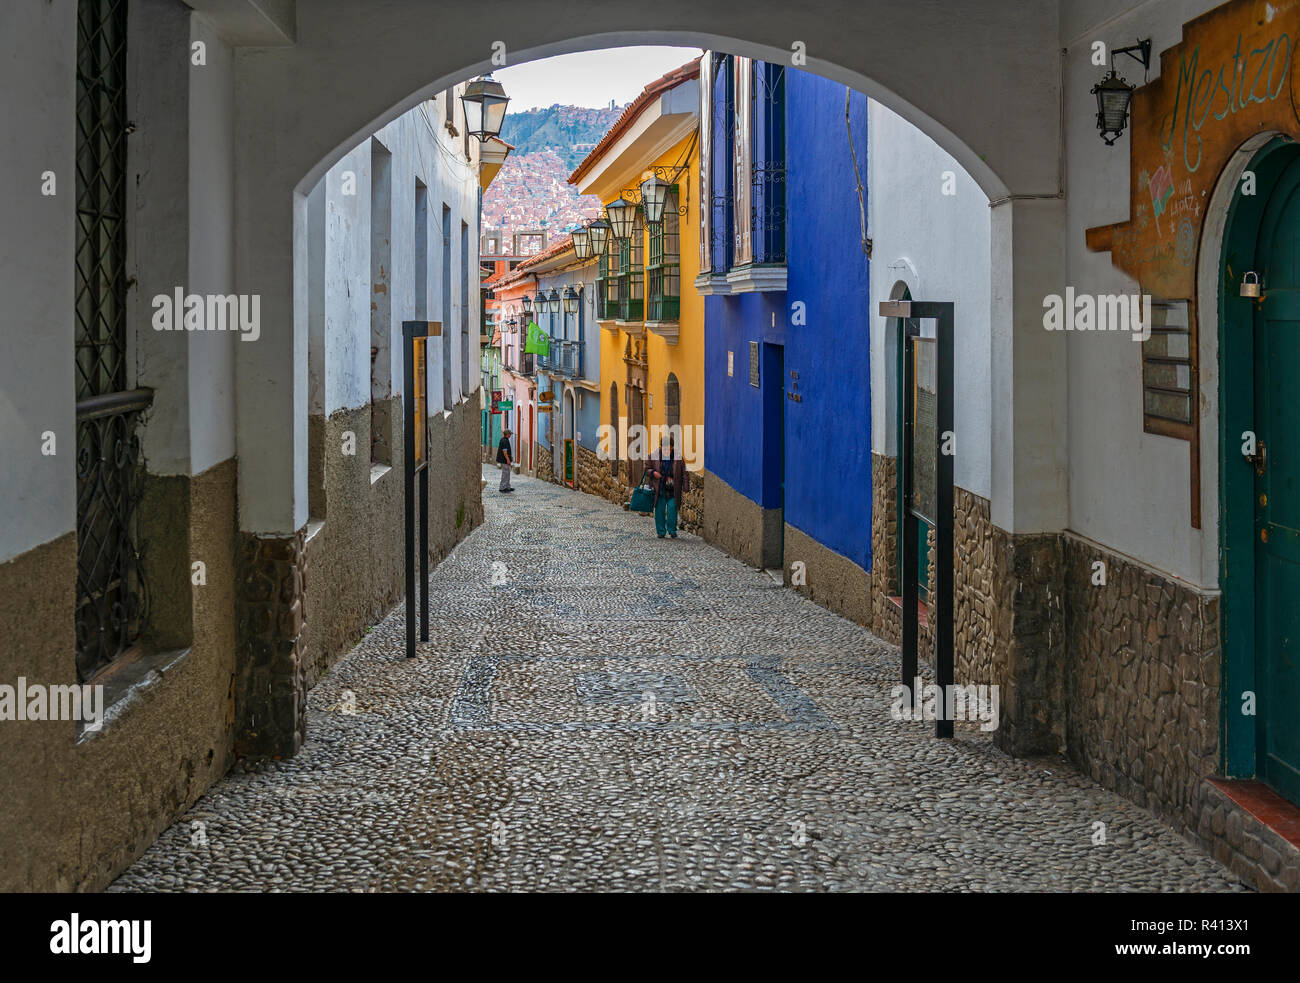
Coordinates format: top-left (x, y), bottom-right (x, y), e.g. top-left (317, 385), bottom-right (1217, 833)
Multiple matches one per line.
top-left (75, 0), bottom-right (150, 681)
top-left (617, 209), bottom-right (644, 321)
top-left (441, 204), bottom-right (452, 409)
top-left (698, 52), bottom-right (713, 275)
top-left (752, 61), bottom-right (787, 265)
top-left (599, 236), bottom-right (620, 319)
top-left (714, 53), bottom-right (736, 272)
top-left (665, 373), bottom-right (681, 434)
top-left (648, 188), bottom-right (681, 322)
top-left (732, 56), bottom-right (753, 267)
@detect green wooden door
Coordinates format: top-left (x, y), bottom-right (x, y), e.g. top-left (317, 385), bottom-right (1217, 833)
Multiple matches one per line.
top-left (1253, 158), bottom-right (1300, 803)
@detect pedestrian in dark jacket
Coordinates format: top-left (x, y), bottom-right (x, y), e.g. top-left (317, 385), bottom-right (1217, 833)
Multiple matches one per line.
top-left (497, 429), bottom-right (515, 492)
top-left (646, 432), bottom-right (689, 538)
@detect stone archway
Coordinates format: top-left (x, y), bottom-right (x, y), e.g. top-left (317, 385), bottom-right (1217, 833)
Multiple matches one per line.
top-left (229, 1), bottom-right (1068, 756)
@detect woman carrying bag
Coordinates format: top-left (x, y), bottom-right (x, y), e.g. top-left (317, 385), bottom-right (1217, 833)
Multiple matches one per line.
top-left (645, 432), bottom-right (689, 539)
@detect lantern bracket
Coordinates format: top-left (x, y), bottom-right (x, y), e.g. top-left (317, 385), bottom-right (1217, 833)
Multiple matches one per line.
top-left (1111, 38), bottom-right (1151, 75)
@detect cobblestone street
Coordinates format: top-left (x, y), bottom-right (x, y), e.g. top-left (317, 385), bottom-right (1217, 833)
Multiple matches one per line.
top-left (110, 468), bottom-right (1243, 892)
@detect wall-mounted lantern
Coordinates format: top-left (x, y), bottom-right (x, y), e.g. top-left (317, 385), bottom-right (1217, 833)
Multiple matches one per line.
top-left (639, 175), bottom-right (671, 225)
top-left (521, 294), bottom-right (533, 314)
top-left (547, 288), bottom-right (561, 314)
top-left (586, 217), bottom-right (611, 256)
top-left (460, 74), bottom-right (510, 142)
top-left (1092, 39), bottom-right (1150, 146)
top-left (605, 197), bottom-right (638, 241)
top-left (571, 224), bottom-right (592, 260)
top-left (562, 285), bottom-right (580, 314)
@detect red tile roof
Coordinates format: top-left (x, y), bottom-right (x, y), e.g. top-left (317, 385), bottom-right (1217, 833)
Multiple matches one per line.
top-left (493, 234), bottom-right (575, 289)
top-left (568, 57), bottom-right (701, 187)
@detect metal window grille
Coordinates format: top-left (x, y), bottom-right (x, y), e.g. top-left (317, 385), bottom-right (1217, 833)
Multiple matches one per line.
top-left (752, 62), bottom-right (787, 265)
top-left (648, 189), bottom-right (680, 322)
top-left (618, 210), bottom-right (644, 321)
top-left (75, 0), bottom-right (151, 681)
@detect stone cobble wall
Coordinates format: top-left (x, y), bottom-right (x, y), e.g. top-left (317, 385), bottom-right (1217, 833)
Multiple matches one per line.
top-left (679, 470), bottom-right (703, 535)
top-left (870, 454), bottom-right (900, 642)
top-left (991, 530), bottom-right (1064, 756)
top-left (1063, 535), bottom-right (1219, 833)
top-left (955, 489), bottom-right (999, 690)
top-left (536, 444), bottom-right (554, 484)
top-left (235, 528), bottom-right (308, 759)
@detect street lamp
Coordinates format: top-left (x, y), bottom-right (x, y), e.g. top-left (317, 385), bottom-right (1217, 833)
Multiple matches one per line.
top-left (548, 289), bottom-right (561, 314)
top-left (640, 175), bottom-right (671, 225)
top-left (460, 74), bottom-right (510, 142)
top-left (521, 294), bottom-right (532, 315)
top-left (562, 285), bottom-right (579, 314)
top-left (571, 224), bottom-right (592, 260)
top-left (605, 197), bottom-right (637, 241)
top-left (1091, 39), bottom-right (1150, 146)
top-left (586, 217), bottom-right (611, 256)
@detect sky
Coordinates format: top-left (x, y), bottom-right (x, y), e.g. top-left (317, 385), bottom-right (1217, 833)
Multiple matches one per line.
top-left (492, 46), bottom-right (702, 111)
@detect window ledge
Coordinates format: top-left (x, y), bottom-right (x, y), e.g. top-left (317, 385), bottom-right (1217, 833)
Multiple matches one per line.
top-left (77, 644), bottom-right (193, 744)
top-left (306, 518), bottom-right (326, 543)
top-left (645, 320), bottom-right (680, 343)
top-left (694, 272), bottom-right (732, 296)
top-left (370, 463), bottom-right (392, 485)
top-left (726, 264), bottom-right (788, 293)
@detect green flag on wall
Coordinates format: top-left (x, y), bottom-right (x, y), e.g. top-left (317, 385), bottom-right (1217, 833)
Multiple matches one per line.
top-left (523, 320), bottom-right (550, 357)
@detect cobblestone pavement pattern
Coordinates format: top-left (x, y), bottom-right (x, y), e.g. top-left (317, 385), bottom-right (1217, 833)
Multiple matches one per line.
top-left (111, 467), bottom-right (1243, 892)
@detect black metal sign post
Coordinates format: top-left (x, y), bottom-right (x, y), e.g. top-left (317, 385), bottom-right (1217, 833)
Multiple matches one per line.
top-left (880, 299), bottom-right (954, 738)
top-left (402, 320), bottom-right (436, 659)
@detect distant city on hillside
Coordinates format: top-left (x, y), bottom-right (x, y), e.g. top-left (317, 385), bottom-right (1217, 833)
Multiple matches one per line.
top-left (483, 104), bottom-right (625, 250)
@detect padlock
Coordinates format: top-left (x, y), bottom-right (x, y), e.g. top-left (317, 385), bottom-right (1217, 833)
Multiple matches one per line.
top-left (1241, 271), bottom-right (1262, 297)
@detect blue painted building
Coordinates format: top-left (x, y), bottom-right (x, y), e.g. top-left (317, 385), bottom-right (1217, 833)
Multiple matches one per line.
top-left (699, 54), bottom-right (871, 573)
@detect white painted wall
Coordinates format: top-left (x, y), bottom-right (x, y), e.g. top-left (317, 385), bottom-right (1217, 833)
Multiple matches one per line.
top-left (0, 0), bottom-right (78, 564)
top-left (186, 16), bottom-right (237, 475)
top-left (313, 93), bottom-right (482, 422)
top-left (1063, 0), bottom-right (1226, 586)
top-left (868, 101), bottom-right (992, 501)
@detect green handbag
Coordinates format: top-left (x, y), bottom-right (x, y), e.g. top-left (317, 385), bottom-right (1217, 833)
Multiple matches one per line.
top-left (629, 479), bottom-right (655, 513)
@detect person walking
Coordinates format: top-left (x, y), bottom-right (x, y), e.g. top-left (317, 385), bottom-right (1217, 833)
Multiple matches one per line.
top-left (646, 431), bottom-right (688, 538)
top-left (497, 428), bottom-right (515, 493)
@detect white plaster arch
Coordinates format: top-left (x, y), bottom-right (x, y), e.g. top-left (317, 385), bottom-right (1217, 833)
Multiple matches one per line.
top-left (233, 0), bottom-right (1065, 535)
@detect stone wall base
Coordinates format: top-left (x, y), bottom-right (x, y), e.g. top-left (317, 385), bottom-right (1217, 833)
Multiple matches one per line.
top-left (300, 395), bottom-right (483, 690)
top-left (0, 458), bottom-right (238, 891)
top-left (699, 469), bottom-right (782, 568)
top-left (1192, 780), bottom-right (1300, 892)
top-left (1063, 534), bottom-right (1219, 833)
top-left (783, 523), bottom-right (871, 626)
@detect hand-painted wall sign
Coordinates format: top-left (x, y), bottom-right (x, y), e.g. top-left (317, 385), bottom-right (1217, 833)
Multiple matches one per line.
top-left (1087, 0), bottom-right (1300, 301)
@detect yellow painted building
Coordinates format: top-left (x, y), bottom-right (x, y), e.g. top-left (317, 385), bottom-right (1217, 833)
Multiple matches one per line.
top-left (569, 59), bottom-right (703, 486)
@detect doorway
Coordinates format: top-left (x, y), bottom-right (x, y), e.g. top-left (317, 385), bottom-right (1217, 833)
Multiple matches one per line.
top-left (1221, 136), bottom-right (1300, 805)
